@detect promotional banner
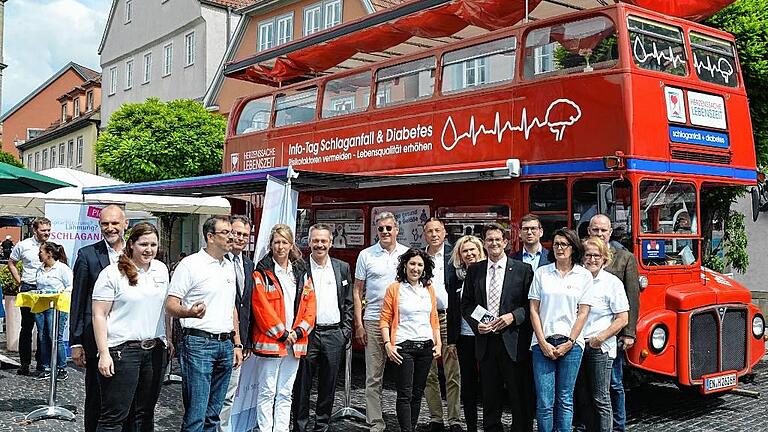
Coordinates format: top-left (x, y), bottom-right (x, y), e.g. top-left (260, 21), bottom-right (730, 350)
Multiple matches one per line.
top-left (229, 174), bottom-right (298, 431)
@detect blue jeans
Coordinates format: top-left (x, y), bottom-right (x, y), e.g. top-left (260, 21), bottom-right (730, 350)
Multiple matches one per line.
top-left (532, 338), bottom-right (584, 432)
top-left (179, 334), bottom-right (233, 432)
top-left (610, 352), bottom-right (626, 431)
top-left (34, 309), bottom-right (68, 371)
top-left (574, 345), bottom-right (613, 432)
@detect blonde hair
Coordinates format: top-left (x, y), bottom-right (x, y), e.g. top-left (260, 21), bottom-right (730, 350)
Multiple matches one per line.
top-left (270, 224), bottom-right (304, 263)
top-left (582, 236), bottom-right (613, 266)
top-left (451, 235), bottom-right (486, 268)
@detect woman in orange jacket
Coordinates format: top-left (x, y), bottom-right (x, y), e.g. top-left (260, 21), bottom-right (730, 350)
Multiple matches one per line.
top-left (380, 248), bottom-right (441, 432)
top-left (251, 224), bottom-right (316, 432)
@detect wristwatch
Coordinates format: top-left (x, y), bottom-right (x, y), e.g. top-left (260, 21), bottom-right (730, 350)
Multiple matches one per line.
top-left (233, 344), bottom-right (244, 349)
top-left (566, 337), bottom-right (575, 344)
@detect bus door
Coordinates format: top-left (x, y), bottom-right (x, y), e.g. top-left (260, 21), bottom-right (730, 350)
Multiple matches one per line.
top-left (571, 178), bottom-right (633, 251)
top-left (526, 180), bottom-right (568, 243)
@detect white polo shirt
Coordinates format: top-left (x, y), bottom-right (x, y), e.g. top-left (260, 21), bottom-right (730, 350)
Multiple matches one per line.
top-left (274, 259), bottom-right (297, 329)
top-left (10, 237), bottom-right (43, 284)
top-left (528, 263), bottom-right (595, 349)
top-left (92, 260), bottom-right (169, 347)
top-left (428, 244), bottom-right (448, 311)
top-left (168, 248), bottom-right (236, 334)
top-left (396, 282), bottom-right (433, 344)
top-left (583, 269), bottom-right (629, 358)
top-left (311, 256), bottom-right (340, 325)
top-left (355, 242), bottom-right (408, 321)
top-left (35, 261), bottom-right (73, 293)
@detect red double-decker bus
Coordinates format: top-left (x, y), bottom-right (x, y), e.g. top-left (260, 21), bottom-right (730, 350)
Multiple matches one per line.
top-left (217, 1), bottom-right (765, 393)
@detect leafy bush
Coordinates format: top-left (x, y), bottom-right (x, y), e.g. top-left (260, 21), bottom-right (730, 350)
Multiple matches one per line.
top-left (0, 261), bottom-right (23, 296)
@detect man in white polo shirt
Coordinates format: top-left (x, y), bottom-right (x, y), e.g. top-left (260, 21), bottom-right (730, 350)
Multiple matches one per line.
top-left (8, 217), bottom-right (51, 376)
top-left (354, 211), bottom-right (408, 432)
top-left (166, 215), bottom-right (244, 432)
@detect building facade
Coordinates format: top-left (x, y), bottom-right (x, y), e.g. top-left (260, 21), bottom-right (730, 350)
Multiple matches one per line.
top-left (99, 0), bottom-right (251, 127)
top-left (0, 62), bottom-right (99, 156)
top-left (16, 77), bottom-right (102, 174)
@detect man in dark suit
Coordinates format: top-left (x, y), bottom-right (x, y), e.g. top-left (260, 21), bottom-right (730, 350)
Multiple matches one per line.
top-left (511, 213), bottom-right (551, 269)
top-left (461, 223), bottom-right (535, 432)
top-left (219, 215), bottom-right (256, 431)
top-left (70, 205), bottom-right (128, 432)
top-left (292, 223), bottom-right (353, 432)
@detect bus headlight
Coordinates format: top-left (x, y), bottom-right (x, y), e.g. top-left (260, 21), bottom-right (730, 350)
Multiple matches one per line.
top-left (650, 325), bottom-right (668, 353)
top-left (638, 275), bottom-right (649, 290)
top-left (752, 315), bottom-right (765, 339)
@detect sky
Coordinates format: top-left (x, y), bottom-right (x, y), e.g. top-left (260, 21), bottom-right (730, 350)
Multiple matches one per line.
top-left (2, 0), bottom-right (110, 114)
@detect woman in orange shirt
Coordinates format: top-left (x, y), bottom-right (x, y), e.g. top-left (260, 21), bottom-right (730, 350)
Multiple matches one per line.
top-left (380, 248), bottom-right (441, 432)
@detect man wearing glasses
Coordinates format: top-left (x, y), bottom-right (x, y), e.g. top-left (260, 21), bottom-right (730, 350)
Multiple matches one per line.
top-left (166, 215), bottom-right (244, 431)
top-left (353, 211), bottom-right (408, 432)
top-left (511, 214), bottom-right (550, 269)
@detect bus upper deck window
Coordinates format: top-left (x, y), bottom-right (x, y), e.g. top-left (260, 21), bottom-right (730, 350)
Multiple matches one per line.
top-left (322, 71), bottom-right (373, 118)
top-left (235, 95), bottom-right (273, 135)
top-left (274, 88), bottom-right (318, 127)
top-left (690, 32), bottom-right (738, 87)
top-left (628, 16), bottom-right (687, 76)
top-left (375, 57), bottom-right (436, 108)
top-left (442, 36), bottom-right (516, 94)
top-left (523, 16), bottom-right (618, 80)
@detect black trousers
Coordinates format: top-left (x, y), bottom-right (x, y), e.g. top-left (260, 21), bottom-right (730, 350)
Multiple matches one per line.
top-left (479, 335), bottom-right (535, 432)
top-left (292, 326), bottom-right (346, 432)
top-left (84, 352), bottom-right (102, 432)
top-left (457, 335), bottom-right (480, 432)
top-left (394, 340), bottom-right (434, 432)
top-left (96, 343), bottom-right (166, 432)
top-left (18, 282), bottom-right (38, 367)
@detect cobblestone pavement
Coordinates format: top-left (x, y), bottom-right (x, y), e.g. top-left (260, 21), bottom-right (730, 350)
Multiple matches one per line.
top-left (1, 344), bottom-right (767, 431)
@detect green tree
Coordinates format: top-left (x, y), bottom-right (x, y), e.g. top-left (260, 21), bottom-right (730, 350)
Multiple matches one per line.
top-left (96, 98), bottom-right (227, 261)
top-left (700, 0), bottom-right (768, 273)
top-left (0, 150), bottom-right (24, 168)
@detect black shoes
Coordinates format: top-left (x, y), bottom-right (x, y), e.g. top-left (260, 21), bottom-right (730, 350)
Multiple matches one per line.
top-left (16, 364), bottom-right (30, 376)
top-left (34, 370), bottom-right (51, 380)
top-left (57, 369), bottom-right (68, 381)
top-left (429, 422), bottom-right (445, 432)
top-left (449, 425), bottom-right (464, 432)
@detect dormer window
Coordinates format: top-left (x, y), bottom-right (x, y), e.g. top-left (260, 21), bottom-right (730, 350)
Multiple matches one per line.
top-left (61, 103), bottom-right (67, 123)
top-left (73, 98), bottom-right (81, 118)
top-left (86, 90), bottom-right (94, 112)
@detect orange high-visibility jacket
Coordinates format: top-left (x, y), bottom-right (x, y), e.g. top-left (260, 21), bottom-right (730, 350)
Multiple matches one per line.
top-left (250, 257), bottom-right (316, 357)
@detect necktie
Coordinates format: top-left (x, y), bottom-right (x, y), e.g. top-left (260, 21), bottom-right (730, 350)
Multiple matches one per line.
top-left (487, 264), bottom-right (501, 316)
top-left (233, 255), bottom-right (244, 296)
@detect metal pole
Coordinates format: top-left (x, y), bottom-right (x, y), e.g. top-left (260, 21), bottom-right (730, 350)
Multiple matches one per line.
top-left (331, 345), bottom-right (366, 422)
top-left (525, 0), bottom-right (530, 23)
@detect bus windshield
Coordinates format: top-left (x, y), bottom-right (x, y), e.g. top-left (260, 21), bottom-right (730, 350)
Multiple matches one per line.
top-left (639, 180), bottom-right (698, 267)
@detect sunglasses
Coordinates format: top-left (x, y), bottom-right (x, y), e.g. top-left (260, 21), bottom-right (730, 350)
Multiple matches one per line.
top-left (377, 225), bottom-right (395, 233)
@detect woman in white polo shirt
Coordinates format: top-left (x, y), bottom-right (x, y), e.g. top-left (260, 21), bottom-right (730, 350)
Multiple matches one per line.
top-left (380, 248), bottom-right (441, 432)
top-left (529, 227), bottom-right (594, 432)
top-left (91, 222), bottom-right (170, 432)
top-left (35, 241), bottom-right (73, 380)
top-left (574, 237), bottom-right (629, 432)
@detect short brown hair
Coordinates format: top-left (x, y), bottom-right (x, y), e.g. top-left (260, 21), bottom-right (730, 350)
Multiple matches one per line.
top-left (520, 214), bottom-right (541, 227)
top-left (33, 217), bottom-right (51, 229)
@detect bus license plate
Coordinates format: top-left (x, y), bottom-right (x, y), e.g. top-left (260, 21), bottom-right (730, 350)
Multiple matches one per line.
top-left (702, 372), bottom-right (737, 394)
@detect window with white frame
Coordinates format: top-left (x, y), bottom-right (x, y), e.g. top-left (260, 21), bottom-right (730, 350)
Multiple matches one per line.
top-left (462, 58), bottom-right (488, 88)
top-left (61, 103), bottom-right (67, 122)
top-left (67, 140), bottom-right (74, 167)
top-left (109, 67), bottom-right (118, 95)
top-left (533, 44), bottom-right (555, 75)
top-left (163, 43), bottom-right (173, 76)
top-left (73, 97), bottom-right (81, 118)
top-left (34, 152), bottom-right (40, 171)
top-left (304, 0), bottom-right (342, 36)
top-left (143, 52), bottom-right (152, 83)
top-left (50, 146), bottom-right (57, 167)
top-left (27, 128), bottom-right (44, 140)
top-left (125, 59), bottom-right (134, 89)
top-left (27, 154), bottom-right (32, 169)
top-left (86, 90), bottom-right (94, 111)
top-left (77, 136), bottom-right (84, 166)
top-left (277, 14), bottom-right (293, 46)
top-left (125, 0), bottom-right (132, 24)
top-left (185, 32), bottom-right (195, 66)
top-left (58, 143), bottom-right (65, 166)
top-left (42, 149), bottom-right (48, 170)
top-left (258, 20), bottom-right (274, 51)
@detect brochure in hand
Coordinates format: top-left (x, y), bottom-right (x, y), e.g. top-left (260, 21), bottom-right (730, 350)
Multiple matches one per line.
top-left (471, 305), bottom-right (497, 324)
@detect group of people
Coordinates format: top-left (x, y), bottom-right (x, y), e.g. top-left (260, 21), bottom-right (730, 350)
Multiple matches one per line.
top-left (6, 205), bottom-right (639, 432)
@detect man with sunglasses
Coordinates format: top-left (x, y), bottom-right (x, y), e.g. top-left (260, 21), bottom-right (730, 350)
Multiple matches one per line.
top-left (511, 214), bottom-right (551, 270)
top-left (354, 211), bottom-right (408, 432)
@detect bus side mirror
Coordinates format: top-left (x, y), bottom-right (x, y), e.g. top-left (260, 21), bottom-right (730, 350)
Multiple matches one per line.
top-left (751, 187), bottom-right (760, 222)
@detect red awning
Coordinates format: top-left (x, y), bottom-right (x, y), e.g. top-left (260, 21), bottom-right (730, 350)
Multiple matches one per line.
top-left (225, 0), bottom-right (735, 86)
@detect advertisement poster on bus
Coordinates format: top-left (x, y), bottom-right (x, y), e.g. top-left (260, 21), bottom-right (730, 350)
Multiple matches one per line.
top-left (370, 206), bottom-right (430, 248)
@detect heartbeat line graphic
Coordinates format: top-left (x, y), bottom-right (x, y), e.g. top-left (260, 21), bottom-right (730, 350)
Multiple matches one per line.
top-left (440, 99), bottom-right (582, 151)
top-left (632, 36), bottom-right (685, 70)
top-left (693, 53), bottom-right (734, 83)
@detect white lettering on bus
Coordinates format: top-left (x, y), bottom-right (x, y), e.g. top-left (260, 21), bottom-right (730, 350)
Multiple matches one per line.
top-left (693, 53), bottom-right (734, 84)
top-left (632, 36), bottom-right (685, 70)
top-left (440, 99), bottom-right (582, 151)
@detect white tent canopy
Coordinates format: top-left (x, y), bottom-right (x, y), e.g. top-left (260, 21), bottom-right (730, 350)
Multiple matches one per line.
top-left (0, 168), bottom-right (231, 217)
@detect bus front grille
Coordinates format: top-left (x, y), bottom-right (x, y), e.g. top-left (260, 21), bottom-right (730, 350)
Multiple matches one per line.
top-left (689, 306), bottom-right (748, 381)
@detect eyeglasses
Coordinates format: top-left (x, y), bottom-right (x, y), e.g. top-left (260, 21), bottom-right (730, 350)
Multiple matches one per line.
top-left (521, 226), bottom-right (541, 232)
top-left (377, 225), bottom-right (395, 232)
top-left (553, 242), bottom-right (572, 249)
top-left (584, 253), bottom-right (603, 261)
top-left (213, 230), bottom-right (233, 237)
top-left (232, 232), bottom-right (249, 238)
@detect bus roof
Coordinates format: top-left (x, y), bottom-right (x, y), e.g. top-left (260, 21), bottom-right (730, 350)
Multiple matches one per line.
top-left (224, 0), bottom-right (734, 86)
